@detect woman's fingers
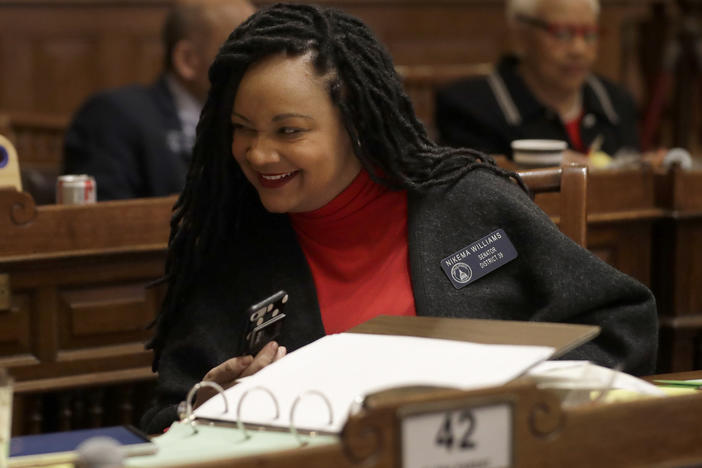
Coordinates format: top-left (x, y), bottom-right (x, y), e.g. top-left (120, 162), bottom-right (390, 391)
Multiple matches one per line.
top-left (274, 345), bottom-right (287, 362)
top-left (193, 342), bottom-right (287, 409)
top-left (193, 355), bottom-right (254, 409)
top-left (240, 341), bottom-right (280, 378)
top-left (203, 355), bottom-right (254, 386)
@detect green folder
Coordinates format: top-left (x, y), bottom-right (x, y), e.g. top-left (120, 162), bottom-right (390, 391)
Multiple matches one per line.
top-left (653, 379), bottom-right (702, 389)
top-left (126, 421), bottom-right (337, 467)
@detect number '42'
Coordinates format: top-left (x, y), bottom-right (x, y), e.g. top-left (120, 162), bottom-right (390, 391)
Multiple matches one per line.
top-left (435, 410), bottom-right (476, 451)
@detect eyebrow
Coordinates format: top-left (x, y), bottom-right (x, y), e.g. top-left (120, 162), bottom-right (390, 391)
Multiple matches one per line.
top-left (231, 112), bottom-right (251, 123)
top-left (231, 112), bottom-right (314, 123)
top-left (273, 113), bottom-right (314, 122)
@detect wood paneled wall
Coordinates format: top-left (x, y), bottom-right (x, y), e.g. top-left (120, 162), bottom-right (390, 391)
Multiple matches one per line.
top-left (0, 0), bottom-right (656, 117)
top-left (0, 2), bottom-right (165, 115)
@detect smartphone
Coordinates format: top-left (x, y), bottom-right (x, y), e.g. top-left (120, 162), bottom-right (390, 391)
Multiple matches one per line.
top-left (9, 425), bottom-right (157, 464)
top-left (242, 290), bottom-right (288, 356)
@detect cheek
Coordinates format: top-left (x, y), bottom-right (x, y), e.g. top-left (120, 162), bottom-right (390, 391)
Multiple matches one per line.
top-left (585, 47), bottom-right (597, 62)
top-left (528, 42), bottom-right (557, 71)
top-left (231, 138), bottom-right (246, 164)
top-left (542, 51), bottom-right (565, 74)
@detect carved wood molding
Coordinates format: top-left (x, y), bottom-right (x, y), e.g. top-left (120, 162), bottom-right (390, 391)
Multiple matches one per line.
top-left (341, 407), bottom-right (386, 465)
top-left (0, 188), bottom-right (37, 226)
top-left (14, 367), bottom-right (156, 393)
top-left (0, 192), bottom-right (175, 257)
top-left (527, 388), bottom-right (565, 438)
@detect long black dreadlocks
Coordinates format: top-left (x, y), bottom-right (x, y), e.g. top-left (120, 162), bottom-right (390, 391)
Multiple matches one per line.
top-left (148, 3), bottom-right (525, 365)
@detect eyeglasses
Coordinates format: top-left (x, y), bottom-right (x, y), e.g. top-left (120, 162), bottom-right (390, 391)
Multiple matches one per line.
top-left (516, 14), bottom-right (599, 44)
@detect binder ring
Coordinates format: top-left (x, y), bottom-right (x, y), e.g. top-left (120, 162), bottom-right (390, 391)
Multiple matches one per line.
top-left (181, 381), bottom-right (228, 434)
top-left (289, 390), bottom-right (334, 447)
top-left (236, 386), bottom-right (280, 439)
top-left (590, 362), bottom-right (622, 404)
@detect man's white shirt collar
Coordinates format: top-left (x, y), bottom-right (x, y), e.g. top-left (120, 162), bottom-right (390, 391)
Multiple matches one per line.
top-left (165, 73), bottom-right (203, 153)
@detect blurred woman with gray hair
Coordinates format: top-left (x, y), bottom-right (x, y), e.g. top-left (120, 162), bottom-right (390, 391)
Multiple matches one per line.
top-left (436, 0), bottom-right (639, 160)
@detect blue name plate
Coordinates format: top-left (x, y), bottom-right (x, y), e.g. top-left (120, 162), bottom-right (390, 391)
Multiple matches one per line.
top-left (440, 229), bottom-right (518, 289)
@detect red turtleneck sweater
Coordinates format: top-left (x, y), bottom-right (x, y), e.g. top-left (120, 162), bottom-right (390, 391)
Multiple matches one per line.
top-left (564, 112), bottom-right (585, 153)
top-left (289, 170), bottom-right (416, 334)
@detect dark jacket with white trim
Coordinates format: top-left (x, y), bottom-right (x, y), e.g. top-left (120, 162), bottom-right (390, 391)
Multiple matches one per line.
top-left (140, 166), bottom-right (657, 433)
top-left (435, 55), bottom-right (640, 158)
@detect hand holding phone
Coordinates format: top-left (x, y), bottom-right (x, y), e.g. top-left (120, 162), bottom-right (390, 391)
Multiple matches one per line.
top-left (193, 292), bottom-right (288, 409)
top-left (194, 342), bottom-right (286, 409)
top-left (242, 290), bottom-right (288, 356)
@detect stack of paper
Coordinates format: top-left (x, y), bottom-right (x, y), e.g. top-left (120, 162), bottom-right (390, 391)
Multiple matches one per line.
top-left (526, 361), bottom-right (665, 406)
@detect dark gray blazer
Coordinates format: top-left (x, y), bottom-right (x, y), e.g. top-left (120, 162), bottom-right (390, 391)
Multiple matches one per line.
top-left (141, 167), bottom-right (657, 433)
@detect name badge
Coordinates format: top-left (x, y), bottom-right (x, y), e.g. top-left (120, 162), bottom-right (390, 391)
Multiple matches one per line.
top-left (440, 229), bottom-right (517, 289)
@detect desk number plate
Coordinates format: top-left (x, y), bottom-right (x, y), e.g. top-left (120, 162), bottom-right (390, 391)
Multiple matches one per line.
top-left (401, 402), bottom-right (512, 468)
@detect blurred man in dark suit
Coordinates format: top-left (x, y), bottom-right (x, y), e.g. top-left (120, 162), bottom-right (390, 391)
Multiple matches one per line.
top-left (435, 0), bottom-right (639, 160)
top-left (63, 0), bottom-right (254, 200)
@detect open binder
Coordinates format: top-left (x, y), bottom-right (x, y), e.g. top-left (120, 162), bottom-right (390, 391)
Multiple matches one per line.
top-left (191, 331), bottom-right (567, 434)
top-left (189, 316), bottom-right (598, 435)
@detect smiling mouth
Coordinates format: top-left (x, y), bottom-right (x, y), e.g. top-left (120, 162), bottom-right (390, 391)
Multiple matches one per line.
top-left (257, 171), bottom-right (299, 188)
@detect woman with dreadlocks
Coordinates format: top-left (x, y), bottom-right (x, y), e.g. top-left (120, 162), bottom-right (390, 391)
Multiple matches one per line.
top-left (141, 3), bottom-right (657, 433)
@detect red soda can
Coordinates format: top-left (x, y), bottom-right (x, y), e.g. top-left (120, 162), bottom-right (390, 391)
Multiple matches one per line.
top-left (56, 174), bottom-right (97, 204)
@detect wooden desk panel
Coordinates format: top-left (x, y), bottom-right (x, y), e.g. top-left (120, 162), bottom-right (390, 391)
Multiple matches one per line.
top-left (2, 250), bottom-right (165, 434)
top-left (2, 253), bottom-right (164, 377)
top-left (585, 168), bottom-right (661, 288)
top-left (0, 190), bottom-right (172, 433)
top-left (587, 222), bottom-right (654, 286)
top-left (652, 168), bottom-right (702, 371)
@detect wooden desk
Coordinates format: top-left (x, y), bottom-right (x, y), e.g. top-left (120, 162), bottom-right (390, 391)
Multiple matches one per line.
top-left (0, 189), bottom-right (174, 434)
top-left (652, 168), bottom-right (702, 372)
top-left (146, 377), bottom-right (702, 468)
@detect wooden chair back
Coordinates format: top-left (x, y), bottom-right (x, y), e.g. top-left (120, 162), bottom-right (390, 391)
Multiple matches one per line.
top-left (0, 112), bottom-right (67, 169)
top-left (0, 134), bottom-right (21, 191)
top-left (0, 111), bottom-right (69, 204)
top-left (517, 164), bottom-right (588, 247)
top-left (396, 63), bottom-right (492, 138)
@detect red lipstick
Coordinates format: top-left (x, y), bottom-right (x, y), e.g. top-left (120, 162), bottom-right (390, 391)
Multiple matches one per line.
top-left (257, 171), bottom-right (299, 188)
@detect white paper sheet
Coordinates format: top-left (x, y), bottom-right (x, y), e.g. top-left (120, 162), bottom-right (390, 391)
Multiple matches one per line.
top-left (527, 360), bottom-right (665, 395)
top-left (194, 333), bottom-right (555, 433)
